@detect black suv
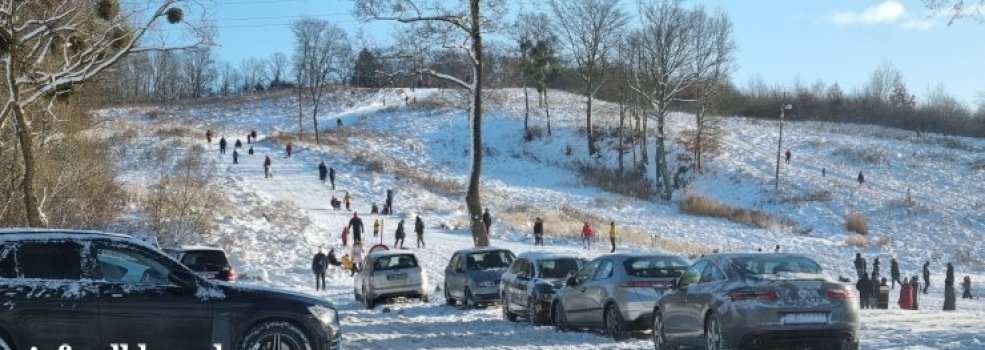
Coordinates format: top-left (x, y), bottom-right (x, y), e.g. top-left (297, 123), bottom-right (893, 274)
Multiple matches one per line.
top-left (164, 246), bottom-right (237, 281)
top-left (0, 229), bottom-right (341, 350)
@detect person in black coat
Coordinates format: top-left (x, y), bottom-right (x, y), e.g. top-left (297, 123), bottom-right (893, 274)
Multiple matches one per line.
top-left (857, 171), bottom-right (865, 185)
top-left (318, 161), bottom-right (328, 184)
top-left (219, 137), bottom-right (227, 154)
top-left (482, 208), bottom-right (492, 234)
top-left (263, 155), bottom-right (272, 179)
top-left (232, 149), bottom-right (239, 164)
top-left (854, 253), bottom-right (867, 280)
top-left (234, 139), bottom-right (242, 149)
top-left (311, 248), bottom-right (327, 291)
top-left (962, 276), bottom-right (973, 299)
top-left (890, 258), bottom-right (902, 290)
top-left (348, 212), bottom-right (364, 245)
top-left (923, 261), bottom-right (931, 294)
top-left (327, 249), bottom-right (341, 267)
top-left (248, 146), bottom-right (254, 155)
top-left (856, 274), bottom-right (872, 309)
top-left (329, 168), bottom-right (337, 190)
top-left (872, 257), bottom-right (881, 282)
top-left (385, 189), bottom-right (394, 214)
top-left (394, 219), bottom-right (406, 249)
top-left (533, 217), bottom-right (544, 246)
top-left (415, 216), bottom-right (425, 248)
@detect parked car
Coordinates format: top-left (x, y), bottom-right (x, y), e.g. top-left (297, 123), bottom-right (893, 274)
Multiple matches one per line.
top-left (552, 253), bottom-right (689, 339)
top-left (0, 229), bottom-right (341, 350)
top-left (163, 246), bottom-right (237, 281)
top-left (501, 252), bottom-right (587, 325)
top-left (651, 253), bottom-right (860, 350)
top-left (354, 250), bottom-right (429, 309)
top-left (444, 247), bottom-right (516, 307)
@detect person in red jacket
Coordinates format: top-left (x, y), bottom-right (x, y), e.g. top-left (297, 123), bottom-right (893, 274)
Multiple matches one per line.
top-left (581, 222), bottom-right (594, 250)
top-left (898, 277), bottom-right (914, 310)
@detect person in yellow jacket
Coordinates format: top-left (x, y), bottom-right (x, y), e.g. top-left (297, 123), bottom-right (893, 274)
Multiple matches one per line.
top-left (609, 221), bottom-right (617, 253)
top-left (344, 191), bottom-right (353, 211)
top-left (373, 218), bottom-right (381, 237)
top-left (341, 254), bottom-right (353, 271)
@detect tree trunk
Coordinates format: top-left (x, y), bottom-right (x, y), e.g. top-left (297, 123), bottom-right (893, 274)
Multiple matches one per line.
top-left (523, 85), bottom-right (530, 134)
top-left (586, 80), bottom-right (595, 155)
top-left (296, 86), bottom-right (304, 140)
top-left (312, 102), bottom-right (321, 145)
top-left (695, 104), bottom-right (704, 173)
top-left (618, 98), bottom-right (625, 174)
top-left (13, 104), bottom-right (46, 227)
top-left (545, 92), bottom-right (552, 136)
top-left (466, 0), bottom-right (488, 247)
top-left (655, 110), bottom-right (672, 201)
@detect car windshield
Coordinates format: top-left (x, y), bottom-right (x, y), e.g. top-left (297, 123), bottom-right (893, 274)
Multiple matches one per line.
top-left (732, 256), bottom-right (822, 275)
top-left (466, 251), bottom-right (514, 270)
top-left (623, 256), bottom-right (689, 278)
top-left (180, 251), bottom-right (228, 271)
top-left (537, 258), bottom-right (585, 279)
top-left (374, 254), bottom-right (418, 271)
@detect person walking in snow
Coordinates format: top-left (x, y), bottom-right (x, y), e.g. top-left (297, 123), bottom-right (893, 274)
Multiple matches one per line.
top-left (250, 129), bottom-right (258, 142)
top-left (318, 161), bottom-right (328, 183)
top-left (857, 274), bottom-right (872, 309)
top-left (608, 221), bottom-right (618, 253)
top-left (337, 117), bottom-right (343, 127)
top-left (872, 257), bottom-right (881, 282)
top-left (394, 219), bottom-right (406, 249)
top-left (312, 247), bottom-right (328, 291)
top-left (581, 222), bottom-right (594, 250)
top-left (923, 261), bottom-right (931, 294)
top-left (784, 149), bottom-right (792, 164)
top-left (263, 155), bottom-right (272, 179)
top-left (385, 189), bottom-right (394, 214)
top-left (341, 225), bottom-right (350, 247)
top-left (219, 137), bottom-right (227, 154)
top-left (962, 276), bottom-right (973, 299)
top-left (899, 277), bottom-right (914, 310)
top-left (348, 212), bottom-right (364, 245)
top-left (234, 138), bottom-right (242, 149)
top-left (350, 244), bottom-right (364, 277)
top-left (286, 142), bottom-right (294, 157)
top-left (344, 191), bottom-right (353, 211)
top-left (533, 217), bottom-right (544, 246)
top-left (329, 168), bottom-right (337, 190)
top-left (890, 258), bottom-right (902, 290)
top-left (232, 149), bottom-right (239, 164)
top-left (415, 216), bottom-right (425, 248)
top-left (854, 253), bottom-right (867, 280)
top-left (857, 171), bottom-right (865, 185)
top-left (248, 146), bottom-right (254, 155)
top-left (246, 132), bottom-right (252, 144)
top-left (206, 129), bottom-right (213, 144)
top-left (482, 208), bottom-right (492, 234)
top-left (373, 218), bottom-right (381, 237)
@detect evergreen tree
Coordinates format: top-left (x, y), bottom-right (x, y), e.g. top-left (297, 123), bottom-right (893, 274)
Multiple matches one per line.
top-left (352, 48), bottom-right (382, 88)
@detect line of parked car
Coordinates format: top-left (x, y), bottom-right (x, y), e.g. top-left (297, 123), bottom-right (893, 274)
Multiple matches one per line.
top-left (354, 246), bottom-right (861, 350)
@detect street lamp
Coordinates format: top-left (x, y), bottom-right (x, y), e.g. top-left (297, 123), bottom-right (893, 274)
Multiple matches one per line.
top-left (774, 104), bottom-right (793, 191)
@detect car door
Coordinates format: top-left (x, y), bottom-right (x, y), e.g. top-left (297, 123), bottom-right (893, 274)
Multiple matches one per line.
top-left (582, 259), bottom-right (614, 328)
top-left (682, 261), bottom-right (728, 343)
top-left (93, 241), bottom-right (213, 349)
top-left (516, 259), bottom-right (534, 310)
top-left (2, 241), bottom-right (100, 350)
top-left (563, 259), bottom-right (601, 325)
top-left (445, 253), bottom-right (465, 298)
top-left (663, 260), bottom-right (707, 342)
top-left (502, 258), bottom-right (522, 310)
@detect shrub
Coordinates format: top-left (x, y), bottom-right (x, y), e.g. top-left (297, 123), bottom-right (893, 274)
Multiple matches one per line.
top-left (845, 234), bottom-right (868, 246)
top-left (845, 212), bottom-right (868, 235)
top-left (679, 195), bottom-right (775, 229)
top-left (577, 164), bottom-right (655, 200)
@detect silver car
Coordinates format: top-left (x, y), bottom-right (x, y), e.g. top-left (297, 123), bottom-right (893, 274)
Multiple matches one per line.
top-left (500, 252), bottom-right (587, 325)
top-left (552, 253), bottom-right (689, 339)
top-left (354, 251), bottom-right (429, 309)
top-left (443, 247), bottom-right (515, 307)
top-left (652, 253), bottom-right (860, 350)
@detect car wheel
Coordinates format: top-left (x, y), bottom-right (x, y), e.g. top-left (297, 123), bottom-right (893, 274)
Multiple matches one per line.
top-left (653, 309), bottom-right (673, 350)
top-left (605, 303), bottom-right (628, 340)
top-left (705, 314), bottom-right (726, 350)
top-left (444, 283), bottom-right (456, 305)
top-left (502, 293), bottom-right (518, 321)
top-left (553, 301), bottom-right (569, 332)
top-left (528, 297), bottom-right (545, 326)
top-left (363, 287), bottom-right (376, 309)
top-left (465, 288), bottom-right (478, 309)
top-left (240, 321), bottom-right (312, 350)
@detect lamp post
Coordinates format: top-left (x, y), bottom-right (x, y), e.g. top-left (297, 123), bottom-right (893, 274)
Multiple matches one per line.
top-left (775, 104), bottom-right (793, 191)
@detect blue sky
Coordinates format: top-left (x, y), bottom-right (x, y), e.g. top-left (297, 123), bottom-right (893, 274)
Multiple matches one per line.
top-left (207, 0), bottom-right (985, 106)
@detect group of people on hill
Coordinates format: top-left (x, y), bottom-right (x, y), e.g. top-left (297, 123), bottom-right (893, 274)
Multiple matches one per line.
top-left (852, 253), bottom-right (974, 310)
top-left (207, 129), bottom-right (286, 179)
top-left (578, 221), bottom-right (619, 252)
top-left (781, 147), bottom-right (869, 187)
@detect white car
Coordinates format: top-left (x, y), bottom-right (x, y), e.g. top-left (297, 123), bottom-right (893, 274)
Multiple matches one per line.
top-left (354, 251), bottom-right (429, 309)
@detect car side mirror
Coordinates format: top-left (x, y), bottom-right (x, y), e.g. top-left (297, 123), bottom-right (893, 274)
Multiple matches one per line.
top-left (168, 269), bottom-right (198, 290)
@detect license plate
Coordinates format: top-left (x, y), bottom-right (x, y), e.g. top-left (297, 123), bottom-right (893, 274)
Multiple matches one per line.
top-left (780, 312), bottom-right (829, 325)
top-left (387, 273), bottom-right (408, 281)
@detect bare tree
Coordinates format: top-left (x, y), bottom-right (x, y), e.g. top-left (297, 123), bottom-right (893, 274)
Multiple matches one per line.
top-left (627, 1), bottom-right (735, 200)
top-left (217, 61), bottom-right (240, 96)
top-left (267, 52), bottom-right (290, 89)
top-left (511, 12), bottom-right (553, 135)
top-left (240, 57), bottom-right (269, 92)
top-left (291, 18), bottom-right (351, 144)
top-left (352, 0), bottom-right (506, 247)
top-left (548, 0), bottom-right (628, 155)
top-left (182, 47), bottom-right (217, 98)
top-left (926, 0), bottom-right (985, 22)
top-left (0, 0), bottom-right (211, 227)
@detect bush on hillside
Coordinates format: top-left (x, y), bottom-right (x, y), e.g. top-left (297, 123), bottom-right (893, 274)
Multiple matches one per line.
top-left (679, 195), bottom-right (775, 229)
top-left (845, 212), bottom-right (868, 235)
top-left (577, 164), bottom-right (655, 200)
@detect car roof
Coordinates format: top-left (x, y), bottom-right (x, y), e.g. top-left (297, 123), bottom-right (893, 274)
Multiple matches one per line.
top-left (704, 253), bottom-right (812, 261)
top-left (517, 251), bottom-right (586, 261)
top-left (367, 250), bottom-right (418, 258)
top-left (595, 252), bottom-right (688, 260)
top-left (162, 245), bottom-right (226, 252)
top-left (0, 228), bottom-right (158, 251)
top-left (454, 246), bottom-right (512, 255)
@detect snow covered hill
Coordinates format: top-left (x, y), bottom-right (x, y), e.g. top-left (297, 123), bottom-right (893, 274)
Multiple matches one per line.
top-left (96, 87), bottom-right (985, 349)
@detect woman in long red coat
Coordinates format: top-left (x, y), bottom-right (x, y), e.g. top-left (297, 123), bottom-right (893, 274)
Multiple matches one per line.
top-left (898, 277), bottom-right (914, 310)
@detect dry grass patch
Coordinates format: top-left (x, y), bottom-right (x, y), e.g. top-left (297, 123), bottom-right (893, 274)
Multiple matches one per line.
top-left (844, 212), bottom-right (868, 235)
top-left (679, 195), bottom-right (774, 229)
top-left (845, 234), bottom-right (868, 247)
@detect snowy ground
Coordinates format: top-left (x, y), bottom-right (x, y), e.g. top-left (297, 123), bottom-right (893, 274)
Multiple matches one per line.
top-left (98, 88), bottom-right (985, 349)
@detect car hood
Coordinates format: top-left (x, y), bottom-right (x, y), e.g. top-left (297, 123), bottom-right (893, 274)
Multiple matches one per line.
top-left (535, 278), bottom-right (566, 290)
top-left (215, 282), bottom-right (334, 308)
top-left (468, 267), bottom-right (508, 282)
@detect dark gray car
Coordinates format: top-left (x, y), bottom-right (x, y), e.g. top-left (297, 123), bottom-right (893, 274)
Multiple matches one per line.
top-left (443, 247), bottom-right (515, 307)
top-left (500, 252), bottom-right (587, 326)
top-left (652, 253), bottom-right (860, 350)
top-left (552, 253), bottom-right (689, 339)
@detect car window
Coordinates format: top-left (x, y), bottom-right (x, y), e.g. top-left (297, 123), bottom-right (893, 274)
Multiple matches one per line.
top-left (18, 242), bottom-right (82, 280)
top-left (467, 250), bottom-right (514, 270)
top-left (510, 258), bottom-right (526, 276)
top-left (179, 251), bottom-right (228, 271)
top-left (524, 260), bottom-right (534, 278)
top-left (449, 253), bottom-right (461, 271)
top-left (700, 263), bottom-right (726, 283)
top-left (574, 260), bottom-right (601, 285)
top-left (677, 261), bottom-right (708, 288)
top-left (0, 245), bottom-right (15, 279)
top-left (623, 256), bottom-right (690, 278)
top-left (374, 255), bottom-right (418, 271)
top-left (594, 260), bottom-right (614, 281)
top-left (732, 256), bottom-right (822, 275)
top-left (537, 258), bottom-right (585, 279)
top-left (95, 246), bottom-right (173, 285)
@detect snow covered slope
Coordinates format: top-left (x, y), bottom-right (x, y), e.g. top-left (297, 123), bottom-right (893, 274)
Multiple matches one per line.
top-left (98, 87), bottom-right (985, 349)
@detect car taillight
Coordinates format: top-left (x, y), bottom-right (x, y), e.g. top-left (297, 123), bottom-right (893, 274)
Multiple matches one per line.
top-left (827, 288), bottom-right (854, 299)
top-left (618, 280), bottom-right (671, 288)
top-left (222, 266), bottom-right (237, 282)
top-left (728, 288), bottom-right (779, 301)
